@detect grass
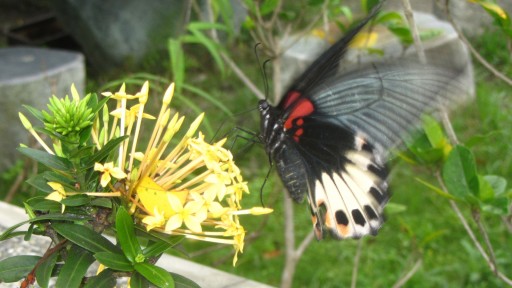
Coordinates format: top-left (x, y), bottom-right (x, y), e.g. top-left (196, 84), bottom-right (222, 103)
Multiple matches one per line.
top-left (1, 17), bottom-right (511, 288)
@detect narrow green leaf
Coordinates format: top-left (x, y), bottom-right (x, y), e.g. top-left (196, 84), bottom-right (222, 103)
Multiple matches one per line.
top-left (35, 251), bottom-right (59, 288)
top-left (0, 255), bottom-right (40, 283)
top-left (94, 252), bottom-right (133, 272)
top-left (415, 178), bottom-right (456, 200)
top-left (216, 0), bottom-right (235, 38)
top-left (182, 84), bottom-right (233, 116)
top-left (142, 241), bottom-right (173, 258)
top-left (60, 194), bottom-right (90, 207)
top-left (130, 271), bottom-right (151, 288)
top-left (55, 246), bottom-right (95, 288)
top-left (52, 223), bottom-right (120, 254)
top-left (168, 38), bottom-right (185, 94)
top-left (187, 22), bottom-right (228, 31)
top-left (83, 269), bottom-right (116, 288)
top-left (134, 262), bottom-right (174, 288)
top-left (135, 226), bottom-right (185, 248)
top-left (23, 104), bottom-right (45, 123)
top-left (83, 136), bottom-right (128, 169)
top-left (383, 202), bottom-right (407, 214)
top-left (182, 31), bottom-right (225, 74)
top-left (0, 213), bottom-right (90, 241)
top-left (17, 147), bottom-right (72, 171)
top-left (442, 145), bottom-right (479, 200)
top-left (116, 207), bottom-right (143, 263)
top-left (171, 272), bottom-right (201, 288)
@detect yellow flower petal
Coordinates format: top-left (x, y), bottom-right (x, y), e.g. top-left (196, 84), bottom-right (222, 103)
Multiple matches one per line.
top-left (165, 214), bottom-right (183, 231)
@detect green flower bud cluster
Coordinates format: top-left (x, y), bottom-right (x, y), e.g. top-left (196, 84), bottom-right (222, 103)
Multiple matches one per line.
top-left (42, 94), bottom-right (94, 139)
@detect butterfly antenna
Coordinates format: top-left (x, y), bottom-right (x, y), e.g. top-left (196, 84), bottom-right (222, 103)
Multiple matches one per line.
top-left (254, 43), bottom-right (271, 100)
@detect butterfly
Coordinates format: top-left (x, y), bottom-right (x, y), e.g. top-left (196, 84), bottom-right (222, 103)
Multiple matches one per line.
top-left (258, 4), bottom-right (467, 240)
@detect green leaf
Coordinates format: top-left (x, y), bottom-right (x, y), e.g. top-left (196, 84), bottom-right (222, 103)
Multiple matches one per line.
top-left (130, 271), bottom-right (152, 288)
top-left (35, 250), bottom-right (59, 288)
top-left (182, 30), bottom-right (225, 74)
top-left (52, 223), bottom-right (120, 254)
top-left (25, 173), bottom-right (53, 193)
top-left (383, 202), bottom-right (407, 214)
top-left (422, 115), bottom-right (446, 148)
top-left (361, 0), bottom-right (380, 13)
top-left (17, 147), bottom-right (72, 172)
top-left (403, 132), bottom-right (444, 164)
top-left (26, 197), bottom-right (63, 213)
top-left (171, 273), bottom-right (201, 288)
top-left (187, 22), bottom-right (228, 31)
top-left (482, 197), bottom-right (510, 215)
top-left (135, 226), bottom-right (185, 248)
top-left (387, 25), bottom-right (413, 45)
top-left (0, 213), bottom-right (91, 241)
top-left (478, 175), bottom-right (495, 202)
top-left (168, 38), bottom-right (185, 94)
top-left (116, 207), bottom-right (143, 263)
top-left (61, 194), bottom-right (90, 207)
top-left (484, 175), bottom-right (507, 196)
top-left (142, 241), bottom-right (174, 258)
top-left (134, 262), bottom-right (174, 288)
top-left (182, 84), bottom-right (233, 117)
top-left (94, 252), bottom-right (133, 272)
top-left (55, 246), bottom-right (95, 288)
top-left (83, 268), bottom-right (116, 288)
top-left (82, 136), bottom-right (129, 169)
top-left (375, 11), bottom-right (403, 25)
top-left (90, 197), bottom-right (113, 208)
top-left (23, 104), bottom-right (45, 123)
top-left (260, 0), bottom-right (278, 16)
top-left (0, 255), bottom-right (40, 283)
top-left (442, 145), bottom-right (479, 201)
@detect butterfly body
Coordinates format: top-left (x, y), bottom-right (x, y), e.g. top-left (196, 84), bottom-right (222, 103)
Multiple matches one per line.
top-left (259, 4), bottom-right (467, 240)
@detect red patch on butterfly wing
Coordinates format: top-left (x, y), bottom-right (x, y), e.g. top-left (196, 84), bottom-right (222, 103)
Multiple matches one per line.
top-left (284, 98), bottom-right (314, 130)
top-left (282, 90), bottom-right (301, 108)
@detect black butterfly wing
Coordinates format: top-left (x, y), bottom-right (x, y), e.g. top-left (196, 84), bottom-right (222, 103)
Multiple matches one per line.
top-left (277, 62), bottom-right (466, 239)
top-left (270, 6), bottom-right (468, 239)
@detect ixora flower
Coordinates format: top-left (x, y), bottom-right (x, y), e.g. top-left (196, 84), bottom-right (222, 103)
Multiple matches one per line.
top-left (20, 81), bottom-right (271, 266)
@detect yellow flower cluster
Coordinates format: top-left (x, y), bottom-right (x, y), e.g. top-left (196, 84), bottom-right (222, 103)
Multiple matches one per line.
top-left (98, 82), bottom-right (272, 265)
top-left (26, 81), bottom-right (272, 265)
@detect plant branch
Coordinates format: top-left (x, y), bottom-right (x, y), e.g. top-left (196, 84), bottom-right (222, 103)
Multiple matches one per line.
top-left (439, 111), bottom-right (512, 285)
top-left (473, 210), bottom-right (498, 274)
top-left (351, 239), bottom-right (363, 288)
top-left (392, 258), bottom-right (423, 288)
top-left (444, 0), bottom-right (512, 86)
top-left (401, 0), bottom-right (427, 64)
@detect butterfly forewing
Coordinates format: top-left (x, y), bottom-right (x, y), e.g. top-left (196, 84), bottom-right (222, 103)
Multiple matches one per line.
top-left (259, 2), bottom-right (468, 240)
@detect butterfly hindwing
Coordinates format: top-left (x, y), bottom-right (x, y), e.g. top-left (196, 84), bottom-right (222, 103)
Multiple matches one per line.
top-left (277, 114), bottom-right (388, 239)
top-left (259, 1), bottom-right (467, 240)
